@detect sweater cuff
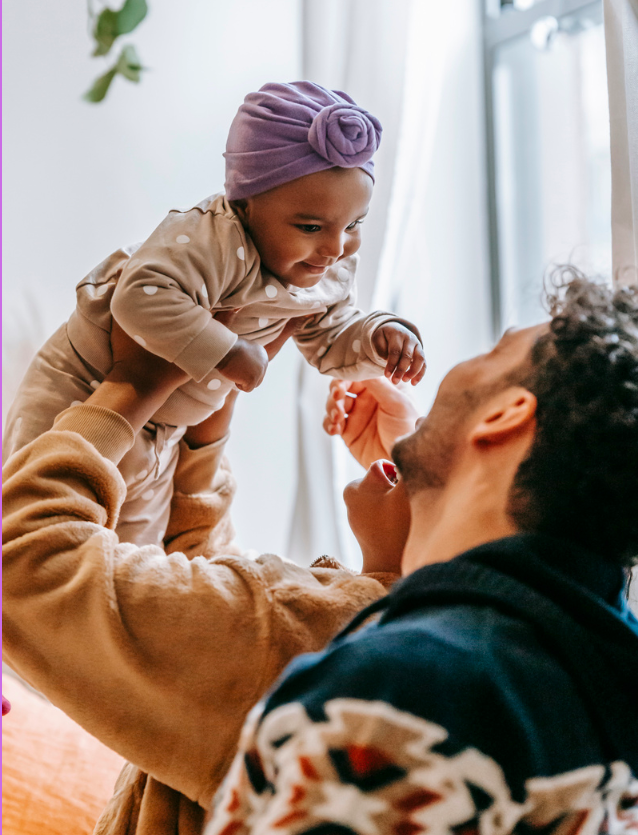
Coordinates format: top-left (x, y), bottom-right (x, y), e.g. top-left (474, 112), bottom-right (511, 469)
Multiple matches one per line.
top-left (173, 432), bottom-right (230, 495)
top-left (53, 405), bottom-right (135, 464)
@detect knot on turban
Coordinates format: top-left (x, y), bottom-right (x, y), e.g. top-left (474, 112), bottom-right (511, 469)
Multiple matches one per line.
top-left (308, 102), bottom-right (382, 168)
top-left (224, 81), bottom-right (382, 201)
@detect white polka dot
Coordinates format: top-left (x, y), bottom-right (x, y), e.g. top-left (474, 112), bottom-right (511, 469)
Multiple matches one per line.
top-left (352, 339), bottom-right (362, 353)
top-left (96, 283), bottom-right (111, 296)
top-left (207, 379), bottom-right (222, 390)
top-left (142, 489), bottom-right (155, 501)
top-left (133, 335), bottom-right (147, 347)
top-left (71, 400), bottom-right (83, 407)
top-left (265, 284), bottom-right (278, 299)
top-left (128, 259), bottom-right (141, 270)
top-left (201, 283), bottom-right (209, 300)
top-left (90, 380), bottom-right (100, 390)
top-left (258, 317), bottom-right (269, 328)
top-left (337, 267), bottom-right (349, 281)
top-left (136, 469), bottom-right (148, 481)
top-left (176, 235), bottom-right (190, 244)
top-left (236, 246), bottom-right (245, 261)
top-left (317, 346), bottom-right (328, 358)
top-left (143, 285), bottom-right (158, 295)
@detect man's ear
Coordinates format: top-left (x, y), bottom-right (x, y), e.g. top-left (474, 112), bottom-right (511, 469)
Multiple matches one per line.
top-left (229, 198), bottom-right (249, 224)
top-left (470, 387), bottom-right (537, 446)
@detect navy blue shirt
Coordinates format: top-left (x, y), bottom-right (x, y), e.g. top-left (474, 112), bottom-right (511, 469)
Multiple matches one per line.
top-left (208, 535), bottom-right (638, 835)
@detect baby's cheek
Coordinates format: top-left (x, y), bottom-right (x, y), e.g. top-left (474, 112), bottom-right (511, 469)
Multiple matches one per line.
top-left (345, 237), bottom-right (362, 257)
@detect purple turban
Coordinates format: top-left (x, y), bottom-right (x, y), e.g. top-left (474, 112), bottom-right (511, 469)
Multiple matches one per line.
top-left (224, 81), bottom-right (383, 200)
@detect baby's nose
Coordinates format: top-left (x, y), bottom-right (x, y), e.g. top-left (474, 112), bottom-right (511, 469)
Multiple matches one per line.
top-left (317, 233), bottom-right (345, 259)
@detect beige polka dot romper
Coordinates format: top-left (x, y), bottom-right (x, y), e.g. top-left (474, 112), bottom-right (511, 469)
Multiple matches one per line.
top-left (3, 193), bottom-right (404, 546)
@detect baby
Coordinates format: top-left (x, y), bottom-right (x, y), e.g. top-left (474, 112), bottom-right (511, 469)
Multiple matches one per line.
top-left (3, 81), bottom-right (424, 546)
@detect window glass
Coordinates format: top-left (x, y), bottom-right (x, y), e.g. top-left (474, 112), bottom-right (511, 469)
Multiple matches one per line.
top-left (491, 2), bottom-right (611, 327)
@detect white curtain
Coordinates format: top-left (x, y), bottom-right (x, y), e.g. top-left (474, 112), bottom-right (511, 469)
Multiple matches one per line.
top-left (287, 0), bottom-right (412, 567)
top-left (288, 0), bottom-right (491, 567)
top-left (604, 0), bottom-right (638, 285)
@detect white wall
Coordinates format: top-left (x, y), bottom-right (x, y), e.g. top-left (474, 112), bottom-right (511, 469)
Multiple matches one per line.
top-left (2, 0), bottom-right (302, 555)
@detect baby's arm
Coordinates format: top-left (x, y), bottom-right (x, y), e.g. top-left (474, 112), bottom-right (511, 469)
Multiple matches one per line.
top-left (295, 292), bottom-right (424, 383)
top-left (111, 205), bottom-right (248, 385)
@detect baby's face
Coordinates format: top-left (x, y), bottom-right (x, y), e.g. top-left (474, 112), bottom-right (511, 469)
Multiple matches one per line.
top-left (233, 167), bottom-right (373, 288)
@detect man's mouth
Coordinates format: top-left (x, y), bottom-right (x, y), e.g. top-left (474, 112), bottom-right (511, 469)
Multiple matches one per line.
top-left (382, 461), bottom-right (399, 485)
top-left (371, 460), bottom-right (399, 486)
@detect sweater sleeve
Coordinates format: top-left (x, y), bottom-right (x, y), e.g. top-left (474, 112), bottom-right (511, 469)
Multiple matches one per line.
top-left (110, 207), bottom-right (245, 381)
top-left (1, 411), bottom-right (392, 809)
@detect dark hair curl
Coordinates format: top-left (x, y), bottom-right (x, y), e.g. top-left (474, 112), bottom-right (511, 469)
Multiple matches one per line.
top-left (508, 267), bottom-right (638, 567)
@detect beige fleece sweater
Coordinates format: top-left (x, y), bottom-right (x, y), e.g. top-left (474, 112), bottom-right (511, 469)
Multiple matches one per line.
top-left (2, 405), bottom-right (396, 835)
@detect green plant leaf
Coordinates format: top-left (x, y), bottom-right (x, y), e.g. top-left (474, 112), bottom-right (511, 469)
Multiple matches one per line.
top-left (90, 0), bottom-right (148, 57)
top-left (92, 8), bottom-right (119, 56)
top-left (116, 44), bottom-right (143, 82)
top-left (117, 0), bottom-right (148, 35)
top-left (84, 44), bottom-right (145, 102)
top-left (83, 67), bottom-right (118, 102)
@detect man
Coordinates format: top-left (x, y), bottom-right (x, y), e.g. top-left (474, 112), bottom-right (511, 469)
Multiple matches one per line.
top-left (206, 275), bottom-right (638, 835)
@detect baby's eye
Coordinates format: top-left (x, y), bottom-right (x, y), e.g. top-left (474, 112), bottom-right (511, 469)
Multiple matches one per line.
top-left (296, 224), bottom-right (321, 233)
top-left (346, 219), bottom-right (364, 231)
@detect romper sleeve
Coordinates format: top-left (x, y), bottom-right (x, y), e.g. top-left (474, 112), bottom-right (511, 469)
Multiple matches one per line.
top-left (110, 206), bottom-right (248, 382)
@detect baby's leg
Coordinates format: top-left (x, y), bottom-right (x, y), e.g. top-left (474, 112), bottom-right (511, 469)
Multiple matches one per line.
top-left (3, 323), bottom-right (100, 462)
top-left (115, 423), bottom-right (186, 546)
top-left (3, 322), bottom-right (186, 547)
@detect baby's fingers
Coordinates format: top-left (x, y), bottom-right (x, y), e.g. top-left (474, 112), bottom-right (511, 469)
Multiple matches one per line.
top-left (402, 344), bottom-right (427, 385)
top-left (390, 347), bottom-right (415, 384)
top-left (383, 331), bottom-right (407, 381)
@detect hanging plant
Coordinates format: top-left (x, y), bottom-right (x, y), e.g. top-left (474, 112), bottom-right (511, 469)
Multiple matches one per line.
top-left (84, 0), bottom-right (148, 103)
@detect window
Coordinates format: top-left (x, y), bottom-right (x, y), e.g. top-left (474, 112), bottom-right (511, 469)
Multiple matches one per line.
top-left (483, 0), bottom-right (611, 329)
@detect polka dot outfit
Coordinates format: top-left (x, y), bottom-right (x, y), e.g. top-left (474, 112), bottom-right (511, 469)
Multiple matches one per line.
top-left (4, 193), bottom-right (408, 547)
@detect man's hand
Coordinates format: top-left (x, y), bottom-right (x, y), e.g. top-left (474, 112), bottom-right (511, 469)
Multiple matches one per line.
top-left (82, 322), bottom-right (191, 434)
top-left (372, 323), bottom-right (426, 385)
top-left (323, 378), bottom-right (419, 469)
top-left (108, 320), bottom-right (190, 395)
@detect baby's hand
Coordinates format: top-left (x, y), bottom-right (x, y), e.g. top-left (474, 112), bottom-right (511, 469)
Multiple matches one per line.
top-left (216, 338), bottom-right (268, 392)
top-left (372, 323), bottom-right (426, 385)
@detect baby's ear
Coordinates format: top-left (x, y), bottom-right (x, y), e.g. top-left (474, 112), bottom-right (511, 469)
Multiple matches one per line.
top-left (229, 199), bottom-right (248, 223)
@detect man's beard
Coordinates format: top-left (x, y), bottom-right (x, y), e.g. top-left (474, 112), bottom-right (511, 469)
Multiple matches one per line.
top-left (392, 412), bottom-right (460, 495)
top-left (392, 391), bottom-right (477, 495)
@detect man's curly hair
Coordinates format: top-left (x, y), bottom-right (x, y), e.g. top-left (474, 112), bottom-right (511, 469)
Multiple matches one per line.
top-left (507, 268), bottom-right (638, 567)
